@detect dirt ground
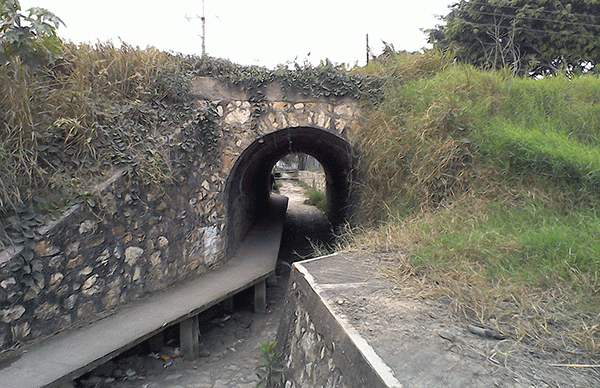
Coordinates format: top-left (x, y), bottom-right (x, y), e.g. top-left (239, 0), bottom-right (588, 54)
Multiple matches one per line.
top-left (315, 252), bottom-right (600, 388)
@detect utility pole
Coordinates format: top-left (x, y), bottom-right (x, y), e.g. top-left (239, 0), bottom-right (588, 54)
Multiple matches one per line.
top-left (201, 0), bottom-right (206, 56)
top-left (366, 33), bottom-right (369, 65)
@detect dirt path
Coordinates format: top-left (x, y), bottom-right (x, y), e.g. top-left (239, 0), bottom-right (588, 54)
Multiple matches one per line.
top-left (76, 181), bottom-right (329, 388)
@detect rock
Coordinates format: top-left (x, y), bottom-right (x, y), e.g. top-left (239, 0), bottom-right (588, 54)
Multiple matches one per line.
top-left (82, 275), bottom-right (99, 296)
top-left (150, 251), bottom-right (161, 266)
top-left (84, 236), bottom-right (105, 249)
top-left (467, 324), bottom-right (505, 340)
top-left (1, 305), bottom-right (26, 323)
top-left (124, 246), bottom-right (144, 266)
top-left (157, 236), bottom-right (169, 248)
top-left (224, 108), bottom-right (251, 125)
top-left (63, 294), bottom-right (77, 309)
top-left (0, 278), bottom-right (16, 289)
top-left (34, 302), bottom-right (59, 321)
top-left (34, 240), bottom-right (59, 257)
top-left (112, 368), bottom-right (125, 379)
top-left (79, 220), bottom-right (97, 234)
top-left (10, 322), bottom-right (30, 341)
top-left (199, 350), bottom-right (211, 358)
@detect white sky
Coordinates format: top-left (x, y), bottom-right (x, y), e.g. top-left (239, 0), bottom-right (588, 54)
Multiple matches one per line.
top-left (21, 0), bottom-right (453, 68)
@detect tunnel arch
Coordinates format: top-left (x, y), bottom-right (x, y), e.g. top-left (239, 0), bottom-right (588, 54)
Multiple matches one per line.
top-left (225, 126), bottom-right (358, 254)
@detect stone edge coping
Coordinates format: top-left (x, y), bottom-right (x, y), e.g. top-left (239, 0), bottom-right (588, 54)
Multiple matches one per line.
top-left (294, 253), bottom-right (402, 388)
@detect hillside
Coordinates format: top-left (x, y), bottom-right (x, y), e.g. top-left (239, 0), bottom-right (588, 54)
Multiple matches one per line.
top-left (349, 50), bottom-right (600, 361)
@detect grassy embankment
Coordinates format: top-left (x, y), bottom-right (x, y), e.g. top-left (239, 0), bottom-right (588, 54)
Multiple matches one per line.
top-left (348, 51), bottom-right (600, 358)
top-left (3, 40), bottom-right (598, 359)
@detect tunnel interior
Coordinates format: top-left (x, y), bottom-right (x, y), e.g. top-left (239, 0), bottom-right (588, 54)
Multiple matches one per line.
top-left (225, 127), bottom-right (357, 255)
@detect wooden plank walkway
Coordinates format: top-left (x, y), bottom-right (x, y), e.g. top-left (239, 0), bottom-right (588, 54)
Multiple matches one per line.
top-left (0, 194), bottom-right (288, 388)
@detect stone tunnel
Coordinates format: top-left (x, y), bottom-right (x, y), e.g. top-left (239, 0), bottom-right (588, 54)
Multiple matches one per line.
top-left (0, 76), bottom-right (362, 352)
top-left (225, 126), bottom-right (357, 254)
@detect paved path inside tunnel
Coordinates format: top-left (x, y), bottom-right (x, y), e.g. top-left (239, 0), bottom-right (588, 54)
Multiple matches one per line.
top-left (75, 180), bottom-right (330, 388)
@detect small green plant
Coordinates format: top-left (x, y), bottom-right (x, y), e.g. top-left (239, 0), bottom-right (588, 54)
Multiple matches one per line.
top-left (304, 187), bottom-right (327, 213)
top-left (272, 181), bottom-right (282, 193)
top-left (255, 341), bottom-right (284, 388)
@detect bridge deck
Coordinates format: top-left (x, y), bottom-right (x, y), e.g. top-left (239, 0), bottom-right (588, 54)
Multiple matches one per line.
top-left (0, 194), bottom-right (288, 388)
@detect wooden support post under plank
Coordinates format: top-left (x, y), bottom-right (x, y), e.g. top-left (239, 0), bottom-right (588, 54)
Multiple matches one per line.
top-left (148, 330), bottom-right (164, 353)
top-left (254, 279), bottom-right (266, 314)
top-left (223, 295), bottom-right (235, 314)
top-left (180, 315), bottom-right (199, 359)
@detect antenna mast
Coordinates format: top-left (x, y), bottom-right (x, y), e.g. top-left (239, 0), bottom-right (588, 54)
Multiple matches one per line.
top-left (201, 0), bottom-right (206, 56)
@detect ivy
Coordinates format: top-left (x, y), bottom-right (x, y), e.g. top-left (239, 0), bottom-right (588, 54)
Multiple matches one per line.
top-left (183, 56), bottom-right (383, 104)
top-left (1, 202), bottom-right (46, 299)
top-left (0, 194), bottom-right (95, 299)
top-left (181, 56), bottom-right (383, 131)
top-left (180, 102), bottom-right (220, 163)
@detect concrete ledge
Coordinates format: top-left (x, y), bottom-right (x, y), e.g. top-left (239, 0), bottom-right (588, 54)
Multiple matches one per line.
top-left (276, 253), bottom-right (402, 388)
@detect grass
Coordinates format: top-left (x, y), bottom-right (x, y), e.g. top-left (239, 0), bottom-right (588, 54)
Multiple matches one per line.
top-left (348, 50), bottom-right (600, 359)
top-left (297, 180), bottom-right (327, 213)
top-left (0, 42), bottom-right (190, 214)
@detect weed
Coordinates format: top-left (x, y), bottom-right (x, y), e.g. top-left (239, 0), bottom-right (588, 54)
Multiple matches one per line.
top-left (255, 341), bottom-right (284, 388)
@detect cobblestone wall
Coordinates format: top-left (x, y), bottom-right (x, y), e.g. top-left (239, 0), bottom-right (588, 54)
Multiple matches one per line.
top-left (0, 124), bottom-right (228, 352)
top-left (0, 77), bottom-right (360, 354)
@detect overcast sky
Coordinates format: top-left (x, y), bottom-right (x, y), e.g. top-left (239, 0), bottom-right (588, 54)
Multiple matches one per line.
top-left (21, 0), bottom-right (453, 68)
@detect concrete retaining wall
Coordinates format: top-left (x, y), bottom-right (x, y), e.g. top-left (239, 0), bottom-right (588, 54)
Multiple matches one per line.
top-left (276, 257), bottom-right (400, 388)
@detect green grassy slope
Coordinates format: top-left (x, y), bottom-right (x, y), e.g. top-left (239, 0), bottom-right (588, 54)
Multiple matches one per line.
top-left (351, 50), bottom-right (600, 357)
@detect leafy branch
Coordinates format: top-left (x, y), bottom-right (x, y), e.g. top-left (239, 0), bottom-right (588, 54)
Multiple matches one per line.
top-left (0, 0), bottom-right (65, 66)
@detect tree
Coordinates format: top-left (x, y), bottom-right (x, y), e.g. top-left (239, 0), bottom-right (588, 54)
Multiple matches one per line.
top-left (427, 0), bottom-right (600, 76)
top-left (0, 0), bottom-right (64, 65)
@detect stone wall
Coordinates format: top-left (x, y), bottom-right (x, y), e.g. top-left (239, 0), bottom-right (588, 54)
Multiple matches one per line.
top-left (297, 171), bottom-right (326, 192)
top-left (0, 77), bottom-right (361, 355)
top-left (0, 117), bottom-right (228, 351)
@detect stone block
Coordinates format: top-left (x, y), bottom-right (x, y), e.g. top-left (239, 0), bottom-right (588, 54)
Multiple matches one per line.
top-left (124, 246), bottom-right (144, 266)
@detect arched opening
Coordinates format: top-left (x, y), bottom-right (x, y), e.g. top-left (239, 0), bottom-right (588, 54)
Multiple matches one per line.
top-left (225, 127), bottom-right (357, 255)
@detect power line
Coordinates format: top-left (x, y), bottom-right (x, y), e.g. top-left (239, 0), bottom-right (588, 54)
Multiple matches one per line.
top-left (458, 19), bottom-right (600, 39)
top-left (455, 9), bottom-right (600, 29)
top-left (450, 2), bottom-right (600, 22)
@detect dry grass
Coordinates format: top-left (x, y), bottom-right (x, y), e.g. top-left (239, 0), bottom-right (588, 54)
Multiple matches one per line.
top-left (343, 199), bottom-right (600, 359)
top-left (0, 42), bottom-right (186, 212)
top-left (344, 50), bottom-right (600, 360)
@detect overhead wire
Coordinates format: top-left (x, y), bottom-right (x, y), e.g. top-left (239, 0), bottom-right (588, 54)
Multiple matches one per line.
top-left (452, 9), bottom-right (600, 29)
top-left (459, 2), bottom-right (600, 22)
top-left (454, 20), bottom-right (600, 39)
